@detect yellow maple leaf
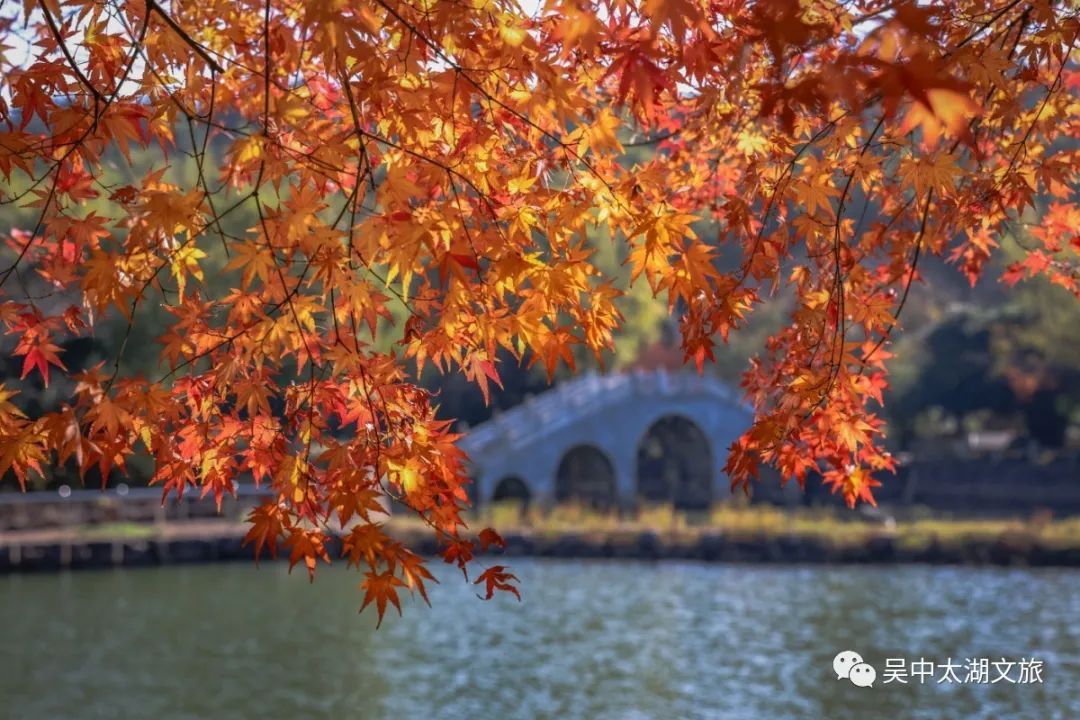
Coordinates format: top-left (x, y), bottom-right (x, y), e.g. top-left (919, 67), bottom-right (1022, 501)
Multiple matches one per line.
top-left (170, 246), bottom-right (207, 300)
top-left (900, 88), bottom-right (981, 146)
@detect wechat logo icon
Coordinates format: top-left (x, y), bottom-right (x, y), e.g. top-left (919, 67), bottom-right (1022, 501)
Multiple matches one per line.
top-left (834, 650), bottom-right (876, 688)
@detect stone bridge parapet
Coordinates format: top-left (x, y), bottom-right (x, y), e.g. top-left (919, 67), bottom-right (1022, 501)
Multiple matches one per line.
top-left (461, 370), bottom-right (752, 509)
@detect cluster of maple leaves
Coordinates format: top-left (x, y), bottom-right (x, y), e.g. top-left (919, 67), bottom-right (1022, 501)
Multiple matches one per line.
top-left (0, 0), bottom-right (1077, 618)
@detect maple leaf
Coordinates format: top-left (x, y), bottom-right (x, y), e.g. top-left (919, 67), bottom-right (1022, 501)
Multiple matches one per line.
top-left (170, 246), bottom-right (207, 300)
top-left (498, 20), bottom-right (529, 47)
top-left (794, 177), bottom-right (840, 218)
top-left (0, 423), bottom-right (48, 490)
top-left (478, 527), bottom-right (506, 552)
top-left (581, 107), bottom-right (623, 155)
top-left (360, 570), bottom-right (406, 627)
top-left (0, 385), bottom-right (26, 424)
top-left (18, 340), bottom-right (66, 387)
top-left (464, 354), bottom-right (503, 405)
top-left (225, 241), bottom-right (276, 288)
top-left (343, 523), bottom-right (389, 570)
top-left (607, 45), bottom-right (672, 122)
top-left (286, 528), bottom-right (331, 581)
top-left (396, 548), bottom-right (437, 606)
top-left (243, 503), bottom-right (287, 561)
top-left (87, 398), bottom-right (130, 439)
top-left (899, 89), bottom-right (981, 147)
top-left (898, 153), bottom-right (960, 197)
top-left (832, 467), bottom-right (881, 509)
top-left (475, 565), bottom-right (521, 601)
top-left (442, 539), bottom-right (476, 578)
top-left (643, 0), bottom-right (703, 41)
top-left (333, 486), bottom-right (387, 525)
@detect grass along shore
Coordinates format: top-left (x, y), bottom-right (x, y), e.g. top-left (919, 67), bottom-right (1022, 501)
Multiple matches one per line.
top-left (464, 502), bottom-right (1080, 554)
top-left (5, 503), bottom-right (1080, 571)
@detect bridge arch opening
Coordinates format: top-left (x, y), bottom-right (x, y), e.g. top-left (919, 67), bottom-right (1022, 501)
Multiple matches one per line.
top-left (491, 475), bottom-right (532, 508)
top-left (555, 445), bottom-right (617, 510)
top-left (636, 415), bottom-right (713, 510)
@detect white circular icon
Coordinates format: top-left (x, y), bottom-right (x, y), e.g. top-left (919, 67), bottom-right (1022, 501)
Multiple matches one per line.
top-left (850, 662), bottom-right (876, 688)
top-left (833, 650), bottom-right (864, 680)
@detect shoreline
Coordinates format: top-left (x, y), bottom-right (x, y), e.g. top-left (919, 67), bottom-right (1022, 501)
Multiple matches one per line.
top-left (5, 523), bottom-right (1080, 573)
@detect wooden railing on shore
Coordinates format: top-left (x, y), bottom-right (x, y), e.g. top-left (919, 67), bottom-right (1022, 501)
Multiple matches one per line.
top-left (0, 486), bottom-right (273, 532)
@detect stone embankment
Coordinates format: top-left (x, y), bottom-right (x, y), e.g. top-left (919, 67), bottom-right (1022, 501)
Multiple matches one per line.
top-left (5, 523), bottom-right (1080, 573)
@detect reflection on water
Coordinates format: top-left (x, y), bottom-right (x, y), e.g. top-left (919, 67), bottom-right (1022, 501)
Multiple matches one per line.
top-left (2, 560), bottom-right (1078, 719)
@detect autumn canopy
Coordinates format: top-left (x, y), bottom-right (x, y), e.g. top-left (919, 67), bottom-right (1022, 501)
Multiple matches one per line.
top-left (0, 0), bottom-right (1077, 615)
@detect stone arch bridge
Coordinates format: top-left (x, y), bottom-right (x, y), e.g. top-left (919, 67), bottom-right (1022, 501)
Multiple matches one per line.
top-left (461, 370), bottom-right (752, 511)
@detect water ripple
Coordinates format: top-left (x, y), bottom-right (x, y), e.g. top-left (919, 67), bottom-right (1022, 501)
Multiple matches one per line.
top-left (2, 561), bottom-right (1078, 719)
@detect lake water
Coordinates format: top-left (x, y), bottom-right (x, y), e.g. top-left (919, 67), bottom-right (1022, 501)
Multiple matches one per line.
top-left (2, 560), bottom-right (1078, 719)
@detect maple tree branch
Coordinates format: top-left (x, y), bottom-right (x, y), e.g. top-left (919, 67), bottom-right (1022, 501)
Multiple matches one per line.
top-left (1000, 27), bottom-right (1077, 181)
top-left (334, 64), bottom-right (479, 334)
top-left (0, 7), bottom-right (149, 206)
top-left (262, 0), bottom-right (271, 132)
top-left (183, 76), bottom-right (231, 257)
top-left (0, 4), bottom-right (151, 291)
top-left (336, 63), bottom-right (377, 201)
top-left (949, 0), bottom-right (1024, 53)
top-left (0, 176), bottom-right (58, 291)
top-left (371, 0), bottom-right (620, 201)
top-left (623, 128), bottom-right (682, 147)
top-left (145, 0), bottom-right (225, 73)
top-left (814, 117), bottom-right (886, 405)
top-left (860, 189), bottom-right (935, 371)
top-left (733, 107), bottom-right (856, 289)
top-left (2, 0), bottom-right (1076, 593)
top-left (39, 1), bottom-right (103, 106)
